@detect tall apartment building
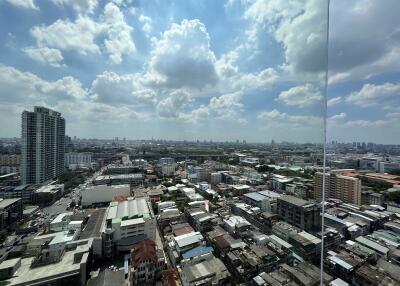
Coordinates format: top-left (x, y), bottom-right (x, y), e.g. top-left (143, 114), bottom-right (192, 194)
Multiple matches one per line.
top-left (21, 107), bottom-right (65, 184)
top-left (314, 172), bottom-right (361, 205)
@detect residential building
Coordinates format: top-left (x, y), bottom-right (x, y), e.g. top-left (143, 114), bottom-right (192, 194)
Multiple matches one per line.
top-left (64, 152), bottom-right (92, 169)
top-left (131, 239), bottom-right (166, 285)
top-left (277, 195), bottom-right (321, 232)
top-left (0, 198), bottom-right (23, 230)
top-left (314, 172), bottom-right (361, 205)
top-left (180, 255), bottom-right (230, 286)
top-left (21, 106), bottom-right (65, 184)
top-left (0, 155), bottom-right (20, 175)
top-left (157, 158), bottom-right (176, 177)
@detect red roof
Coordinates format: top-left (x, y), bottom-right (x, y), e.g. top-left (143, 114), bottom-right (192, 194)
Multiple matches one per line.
top-left (173, 226), bottom-right (194, 237)
top-left (163, 268), bottom-right (180, 286)
top-left (132, 239), bottom-right (157, 267)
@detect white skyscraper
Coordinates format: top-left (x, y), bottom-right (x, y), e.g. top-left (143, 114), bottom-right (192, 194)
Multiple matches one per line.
top-left (21, 106), bottom-right (65, 184)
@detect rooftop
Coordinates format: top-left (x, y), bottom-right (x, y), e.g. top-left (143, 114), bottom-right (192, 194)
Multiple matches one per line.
top-left (0, 198), bottom-right (21, 209)
top-left (106, 197), bottom-right (153, 221)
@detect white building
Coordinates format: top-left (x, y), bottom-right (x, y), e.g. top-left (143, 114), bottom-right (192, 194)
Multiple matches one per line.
top-left (157, 158), bottom-right (176, 176)
top-left (64, 152), bottom-right (92, 169)
top-left (50, 212), bottom-right (73, 232)
top-left (81, 184), bottom-right (131, 207)
top-left (104, 197), bottom-right (156, 253)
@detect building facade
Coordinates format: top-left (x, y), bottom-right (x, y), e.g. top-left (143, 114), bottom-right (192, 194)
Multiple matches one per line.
top-left (277, 195), bottom-right (321, 232)
top-left (314, 172), bottom-right (362, 205)
top-left (21, 107), bottom-right (65, 184)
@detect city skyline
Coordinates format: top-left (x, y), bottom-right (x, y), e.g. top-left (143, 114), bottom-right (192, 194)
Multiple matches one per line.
top-left (0, 0), bottom-right (398, 144)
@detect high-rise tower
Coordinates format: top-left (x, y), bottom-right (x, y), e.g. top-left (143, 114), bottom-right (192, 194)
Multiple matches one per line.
top-left (21, 106), bottom-right (65, 184)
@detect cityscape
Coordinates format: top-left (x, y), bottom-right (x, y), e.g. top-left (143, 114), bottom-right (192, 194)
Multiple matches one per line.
top-left (0, 0), bottom-right (400, 286)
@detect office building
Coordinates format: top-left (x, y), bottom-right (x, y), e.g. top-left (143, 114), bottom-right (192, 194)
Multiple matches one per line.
top-left (314, 172), bottom-right (361, 205)
top-left (21, 107), bottom-right (65, 184)
top-left (277, 195), bottom-right (321, 232)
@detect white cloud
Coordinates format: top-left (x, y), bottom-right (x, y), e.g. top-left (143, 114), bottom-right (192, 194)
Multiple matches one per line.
top-left (90, 71), bottom-right (154, 105)
top-left (102, 2), bottom-right (135, 64)
top-left (31, 17), bottom-right (102, 55)
top-left (139, 15), bottom-right (153, 34)
top-left (244, 0), bottom-right (327, 75)
top-left (329, 0), bottom-right (400, 83)
top-left (277, 84), bottom-right (322, 107)
top-left (157, 90), bottom-right (192, 118)
top-left (215, 51), bottom-right (277, 93)
top-left (0, 65), bottom-right (87, 105)
top-left (5, 0), bottom-right (38, 10)
top-left (258, 109), bottom-right (321, 126)
top-left (23, 46), bottom-right (64, 67)
top-left (149, 19), bottom-right (218, 89)
top-left (327, 96), bottom-right (342, 107)
top-left (30, 3), bottom-right (135, 64)
top-left (209, 91), bottom-right (245, 121)
top-left (328, 112), bottom-right (346, 125)
top-left (346, 82), bottom-right (400, 107)
top-left (50, 0), bottom-right (98, 14)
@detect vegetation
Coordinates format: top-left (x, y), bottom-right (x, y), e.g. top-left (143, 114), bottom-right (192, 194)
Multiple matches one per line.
top-left (58, 172), bottom-right (86, 192)
top-left (361, 179), bottom-right (392, 192)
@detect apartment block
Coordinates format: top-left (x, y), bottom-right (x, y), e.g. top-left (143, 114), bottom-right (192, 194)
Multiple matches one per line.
top-left (314, 172), bottom-right (361, 205)
top-left (21, 107), bottom-right (65, 184)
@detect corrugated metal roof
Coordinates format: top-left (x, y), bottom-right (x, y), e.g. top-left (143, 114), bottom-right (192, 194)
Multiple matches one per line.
top-left (182, 246), bottom-right (213, 259)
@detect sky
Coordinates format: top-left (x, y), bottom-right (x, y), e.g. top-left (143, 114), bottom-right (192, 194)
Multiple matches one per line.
top-left (0, 0), bottom-right (398, 144)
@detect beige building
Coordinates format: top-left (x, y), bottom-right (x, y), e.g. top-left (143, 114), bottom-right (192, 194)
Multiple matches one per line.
top-left (314, 172), bottom-right (361, 205)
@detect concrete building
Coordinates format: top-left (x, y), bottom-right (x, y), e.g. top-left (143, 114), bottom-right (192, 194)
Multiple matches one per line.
top-left (34, 183), bottom-right (64, 206)
top-left (21, 107), bottom-right (65, 184)
top-left (5, 238), bottom-right (93, 286)
top-left (242, 190), bottom-right (280, 212)
top-left (103, 197), bottom-right (156, 254)
top-left (314, 172), bottom-right (361, 205)
top-left (0, 155), bottom-right (20, 175)
top-left (0, 198), bottom-right (23, 230)
top-left (277, 195), bottom-right (321, 232)
top-left (65, 152), bottom-right (92, 169)
top-left (130, 239), bottom-right (166, 285)
top-left (180, 255), bottom-right (230, 286)
top-left (157, 158), bottom-right (176, 176)
top-left (81, 184), bottom-right (131, 207)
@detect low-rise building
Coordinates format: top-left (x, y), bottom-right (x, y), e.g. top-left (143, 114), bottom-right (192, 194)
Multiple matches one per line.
top-left (131, 239), bottom-right (166, 285)
top-left (5, 239), bottom-right (93, 286)
top-left (103, 197), bottom-right (156, 254)
top-left (0, 198), bottom-right (23, 230)
top-left (81, 184), bottom-right (131, 207)
top-left (180, 255), bottom-right (230, 286)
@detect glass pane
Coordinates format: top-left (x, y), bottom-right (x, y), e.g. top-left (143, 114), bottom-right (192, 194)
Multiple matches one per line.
top-left (0, 0), bottom-right (330, 285)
